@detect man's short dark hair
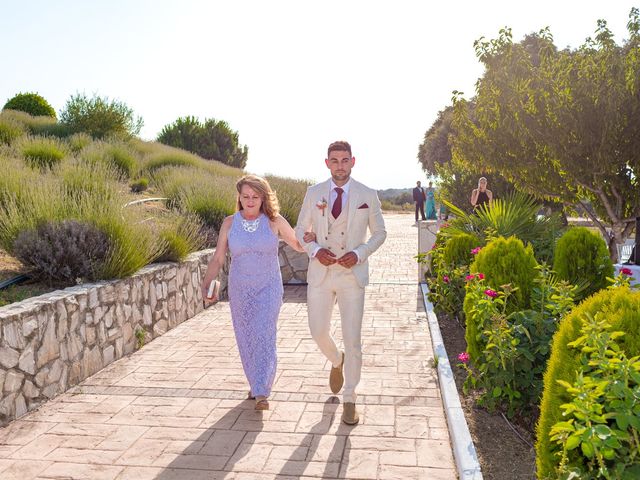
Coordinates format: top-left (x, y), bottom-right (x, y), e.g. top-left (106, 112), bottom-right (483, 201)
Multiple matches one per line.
top-left (328, 140), bottom-right (352, 157)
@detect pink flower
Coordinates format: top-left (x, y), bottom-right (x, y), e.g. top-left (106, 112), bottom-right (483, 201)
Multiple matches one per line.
top-left (458, 352), bottom-right (470, 363)
top-left (471, 247), bottom-right (482, 255)
top-left (431, 243), bottom-right (438, 251)
top-left (621, 267), bottom-right (633, 276)
top-left (465, 274), bottom-right (476, 281)
top-left (442, 275), bottom-right (450, 284)
top-left (477, 273), bottom-right (485, 280)
top-left (484, 289), bottom-right (498, 298)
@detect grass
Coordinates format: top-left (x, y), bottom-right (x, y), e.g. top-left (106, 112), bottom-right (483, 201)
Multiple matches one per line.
top-left (0, 117), bottom-right (26, 145)
top-left (266, 174), bottom-right (311, 226)
top-left (79, 140), bottom-right (140, 179)
top-left (0, 283), bottom-right (56, 307)
top-left (18, 135), bottom-right (68, 170)
top-left (0, 110), bottom-right (309, 305)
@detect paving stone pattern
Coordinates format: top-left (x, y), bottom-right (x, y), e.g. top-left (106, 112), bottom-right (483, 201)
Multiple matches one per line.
top-left (0, 214), bottom-right (456, 479)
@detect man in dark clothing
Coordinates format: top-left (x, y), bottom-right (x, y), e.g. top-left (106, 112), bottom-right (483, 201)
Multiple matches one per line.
top-left (413, 181), bottom-right (426, 222)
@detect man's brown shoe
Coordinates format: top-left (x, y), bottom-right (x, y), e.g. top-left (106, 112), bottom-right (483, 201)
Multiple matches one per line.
top-left (330, 352), bottom-right (345, 394)
top-left (342, 402), bottom-right (359, 425)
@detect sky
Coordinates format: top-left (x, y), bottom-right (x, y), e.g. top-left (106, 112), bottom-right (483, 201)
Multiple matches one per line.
top-left (2, 1), bottom-right (638, 189)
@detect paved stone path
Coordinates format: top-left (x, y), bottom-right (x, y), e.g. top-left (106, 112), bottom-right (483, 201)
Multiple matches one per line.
top-left (0, 214), bottom-right (456, 479)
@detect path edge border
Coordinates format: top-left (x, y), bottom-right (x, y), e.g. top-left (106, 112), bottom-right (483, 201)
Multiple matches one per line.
top-left (420, 282), bottom-right (483, 480)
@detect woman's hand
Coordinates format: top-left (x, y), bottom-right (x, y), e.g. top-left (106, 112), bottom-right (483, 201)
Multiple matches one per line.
top-left (303, 231), bottom-right (317, 243)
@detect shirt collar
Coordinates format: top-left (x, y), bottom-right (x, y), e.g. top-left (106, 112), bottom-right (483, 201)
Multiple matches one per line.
top-left (330, 178), bottom-right (351, 195)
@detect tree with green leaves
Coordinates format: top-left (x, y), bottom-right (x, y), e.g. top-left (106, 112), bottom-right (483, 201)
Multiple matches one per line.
top-left (157, 116), bottom-right (248, 169)
top-left (3, 92), bottom-right (56, 118)
top-left (452, 9), bottom-right (640, 259)
top-left (60, 93), bottom-right (143, 139)
top-left (418, 105), bottom-right (514, 212)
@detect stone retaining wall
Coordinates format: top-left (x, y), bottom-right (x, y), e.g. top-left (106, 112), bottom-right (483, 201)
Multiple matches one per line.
top-left (0, 249), bottom-right (215, 426)
top-left (0, 243), bottom-right (310, 427)
top-left (279, 243), bottom-right (309, 283)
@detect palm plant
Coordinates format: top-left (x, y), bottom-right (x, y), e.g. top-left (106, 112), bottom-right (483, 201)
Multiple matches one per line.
top-left (442, 191), bottom-right (564, 263)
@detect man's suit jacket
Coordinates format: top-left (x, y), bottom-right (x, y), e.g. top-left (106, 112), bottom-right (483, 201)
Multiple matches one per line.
top-left (413, 186), bottom-right (425, 203)
top-left (295, 178), bottom-right (387, 288)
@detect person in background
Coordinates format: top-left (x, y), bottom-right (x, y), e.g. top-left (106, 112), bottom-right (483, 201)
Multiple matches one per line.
top-left (425, 181), bottom-right (437, 220)
top-left (471, 177), bottom-right (493, 211)
top-left (412, 181), bottom-right (426, 223)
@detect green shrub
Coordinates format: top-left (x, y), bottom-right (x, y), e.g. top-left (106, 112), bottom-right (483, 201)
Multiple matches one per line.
top-left (130, 178), bottom-right (149, 193)
top-left (14, 220), bottom-right (109, 284)
top-left (3, 93), bottom-right (56, 118)
top-left (67, 132), bottom-right (93, 153)
top-left (443, 232), bottom-right (482, 268)
top-left (536, 286), bottom-right (640, 479)
top-left (0, 117), bottom-right (26, 145)
top-left (426, 265), bottom-right (468, 320)
top-left (553, 227), bottom-right (613, 300)
top-left (0, 155), bottom-right (41, 206)
top-left (155, 214), bottom-right (206, 262)
top-left (152, 166), bottom-right (236, 231)
top-left (18, 136), bottom-right (67, 169)
top-left (80, 141), bottom-right (139, 179)
top-left (428, 229), bottom-right (448, 278)
top-left (143, 151), bottom-right (200, 173)
top-left (462, 267), bottom-right (576, 416)
top-left (464, 236), bottom-right (539, 360)
top-left (468, 236), bottom-right (538, 310)
top-left (59, 93), bottom-right (143, 139)
top-left (58, 159), bottom-right (120, 204)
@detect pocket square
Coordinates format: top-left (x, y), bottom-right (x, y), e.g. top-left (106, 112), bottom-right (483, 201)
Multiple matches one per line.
top-left (357, 203), bottom-right (369, 209)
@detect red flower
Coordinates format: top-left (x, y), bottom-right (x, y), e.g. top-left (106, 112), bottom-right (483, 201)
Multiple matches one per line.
top-left (431, 244), bottom-right (438, 250)
top-left (621, 267), bottom-right (633, 276)
top-left (484, 289), bottom-right (498, 298)
top-left (465, 274), bottom-right (476, 281)
top-left (477, 273), bottom-right (485, 280)
top-left (458, 352), bottom-right (470, 363)
top-left (442, 275), bottom-right (450, 284)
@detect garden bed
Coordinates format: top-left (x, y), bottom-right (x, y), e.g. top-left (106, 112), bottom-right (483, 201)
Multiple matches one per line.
top-left (0, 250), bottom-right (56, 307)
top-left (438, 310), bottom-right (537, 479)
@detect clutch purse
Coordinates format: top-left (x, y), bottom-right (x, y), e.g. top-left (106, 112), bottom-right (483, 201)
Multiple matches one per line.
top-left (206, 279), bottom-right (220, 301)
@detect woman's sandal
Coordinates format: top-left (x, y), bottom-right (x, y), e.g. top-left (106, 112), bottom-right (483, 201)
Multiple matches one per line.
top-left (254, 397), bottom-right (269, 410)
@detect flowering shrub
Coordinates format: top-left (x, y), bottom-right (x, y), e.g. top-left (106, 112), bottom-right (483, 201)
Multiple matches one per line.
top-left (462, 265), bottom-right (576, 417)
top-left (468, 235), bottom-right (539, 311)
top-left (427, 265), bottom-right (468, 319)
top-left (442, 232), bottom-right (482, 268)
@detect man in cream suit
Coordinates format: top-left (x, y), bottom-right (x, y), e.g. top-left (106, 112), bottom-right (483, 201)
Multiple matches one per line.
top-left (295, 140), bottom-right (386, 425)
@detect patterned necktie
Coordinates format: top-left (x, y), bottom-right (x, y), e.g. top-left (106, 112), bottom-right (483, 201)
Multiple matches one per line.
top-left (332, 187), bottom-right (344, 219)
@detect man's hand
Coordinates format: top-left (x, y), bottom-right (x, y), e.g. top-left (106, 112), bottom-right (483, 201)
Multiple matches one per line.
top-left (315, 248), bottom-right (337, 266)
top-left (337, 252), bottom-right (358, 269)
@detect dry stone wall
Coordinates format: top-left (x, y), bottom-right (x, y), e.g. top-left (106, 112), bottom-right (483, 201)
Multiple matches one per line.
top-left (0, 249), bottom-right (215, 426)
top-left (0, 242), bottom-right (309, 427)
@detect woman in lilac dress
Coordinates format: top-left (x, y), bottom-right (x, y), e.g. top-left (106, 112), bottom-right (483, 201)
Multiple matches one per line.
top-left (201, 175), bottom-right (312, 410)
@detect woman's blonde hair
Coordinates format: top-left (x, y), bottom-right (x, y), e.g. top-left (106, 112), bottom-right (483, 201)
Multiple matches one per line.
top-left (236, 174), bottom-right (279, 221)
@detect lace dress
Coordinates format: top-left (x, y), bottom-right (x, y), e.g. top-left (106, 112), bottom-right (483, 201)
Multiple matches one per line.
top-left (227, 212), bottom-right (283, 398)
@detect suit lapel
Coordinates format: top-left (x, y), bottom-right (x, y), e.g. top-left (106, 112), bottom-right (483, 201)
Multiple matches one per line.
top-left (347, 179), bottom-right (359, 230)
